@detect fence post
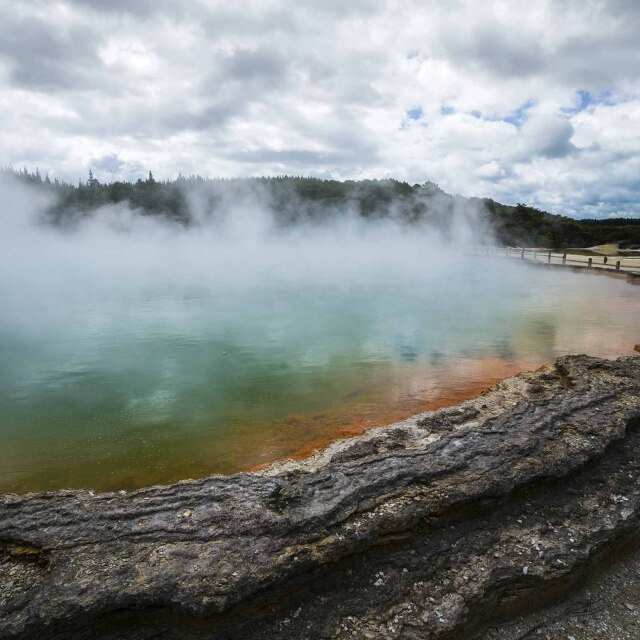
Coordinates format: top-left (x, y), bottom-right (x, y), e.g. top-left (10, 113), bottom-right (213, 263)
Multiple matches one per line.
top-left (562, 253), bottom-right (567, 264)
top-left (533, 251), bottom-right (537, 261)
top-left (603, 256), bottom-right (608, 265)
top-left (616, 260), bottom-right (621, 271)
top-left (521, 248), bottom-right (525, 259)
top-left (588, 257), bottom-right (593, 267)
top-left (548, 250), bottom-right (552, 263)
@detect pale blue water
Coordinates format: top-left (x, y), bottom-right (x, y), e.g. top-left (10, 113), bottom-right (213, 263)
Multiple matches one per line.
top-left (0, 261), bottom-right (638, 493)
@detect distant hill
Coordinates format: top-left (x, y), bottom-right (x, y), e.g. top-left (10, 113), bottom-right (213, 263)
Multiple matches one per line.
top-left (477, 199), bottom-right (640, 250)
top-left (4, 168), bottom-right (640, 250)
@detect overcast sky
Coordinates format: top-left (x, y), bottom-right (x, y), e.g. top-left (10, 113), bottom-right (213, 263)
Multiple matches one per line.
top-left (1, 0), bottom-right (639, 218)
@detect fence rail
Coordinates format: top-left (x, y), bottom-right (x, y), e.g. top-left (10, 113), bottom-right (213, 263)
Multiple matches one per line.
top-left (467, 246), bottom-right (640, 275)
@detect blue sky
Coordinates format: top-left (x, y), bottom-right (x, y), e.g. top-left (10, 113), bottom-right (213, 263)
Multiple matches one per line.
top-left (0, 0), bottom-right (639, 218)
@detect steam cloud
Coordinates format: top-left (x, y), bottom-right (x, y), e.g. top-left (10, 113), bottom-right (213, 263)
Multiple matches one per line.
top-left (0, 173), bottom-right (494, 319)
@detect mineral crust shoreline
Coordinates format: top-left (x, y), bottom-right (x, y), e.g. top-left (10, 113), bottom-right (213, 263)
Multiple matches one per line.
top-left (1, 354), bottom-right (640, 639)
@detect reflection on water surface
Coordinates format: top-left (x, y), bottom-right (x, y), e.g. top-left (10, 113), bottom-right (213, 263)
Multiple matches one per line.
top-left (0, 263), bottom-right (638, 493)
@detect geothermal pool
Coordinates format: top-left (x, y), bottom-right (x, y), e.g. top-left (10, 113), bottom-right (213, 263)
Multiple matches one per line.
top-left (0, 262), bottom-right (638, 494)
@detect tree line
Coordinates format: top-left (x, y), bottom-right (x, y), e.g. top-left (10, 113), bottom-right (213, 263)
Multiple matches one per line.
top-left (4, 167), bottom-right (639, 249)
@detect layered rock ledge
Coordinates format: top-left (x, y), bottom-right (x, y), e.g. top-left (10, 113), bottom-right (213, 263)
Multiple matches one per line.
top-left (1, 354), bottom-right (640, 640)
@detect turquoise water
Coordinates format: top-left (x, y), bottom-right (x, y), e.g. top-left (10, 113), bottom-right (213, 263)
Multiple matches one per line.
top-left (0, 261), bottom-right (638, 494)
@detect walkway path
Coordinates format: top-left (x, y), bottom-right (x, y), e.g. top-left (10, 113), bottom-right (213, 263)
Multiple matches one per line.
top-left (473, 246), bottom-right (640, 276)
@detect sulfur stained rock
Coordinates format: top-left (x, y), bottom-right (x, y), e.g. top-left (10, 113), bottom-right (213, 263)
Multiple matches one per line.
top-left (1, 355), bottom-right (640, 639)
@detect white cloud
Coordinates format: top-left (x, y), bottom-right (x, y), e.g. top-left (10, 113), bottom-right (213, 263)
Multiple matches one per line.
top-left (520, 115), bottom-right (576, 160)
top-left (0, 0), bottom-right (639, 216)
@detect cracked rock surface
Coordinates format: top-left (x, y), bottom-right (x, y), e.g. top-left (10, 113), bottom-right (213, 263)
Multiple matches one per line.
top-left (1, 354), bottom-right (640, 639)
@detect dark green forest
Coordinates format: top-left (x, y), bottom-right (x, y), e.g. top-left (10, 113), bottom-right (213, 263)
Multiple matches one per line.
top-left (5, 167), bottom-right (640, 249)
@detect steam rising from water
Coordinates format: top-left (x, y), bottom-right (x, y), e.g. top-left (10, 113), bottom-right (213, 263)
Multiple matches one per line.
top-left (0, 173), bottom-right (491, 317)
top-left (2, 173), bottom-right (640, 493)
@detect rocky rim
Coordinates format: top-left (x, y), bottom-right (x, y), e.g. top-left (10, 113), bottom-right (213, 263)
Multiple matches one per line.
top-left (1, 354), bottom-right (640, 640)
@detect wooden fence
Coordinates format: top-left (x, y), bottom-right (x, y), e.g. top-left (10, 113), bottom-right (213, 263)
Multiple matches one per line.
top-left (468, 246), bottom-right (640, 275)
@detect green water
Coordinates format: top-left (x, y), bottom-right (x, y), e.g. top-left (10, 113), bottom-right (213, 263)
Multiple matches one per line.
top-left (0, 262), bottom-right (638, 494)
